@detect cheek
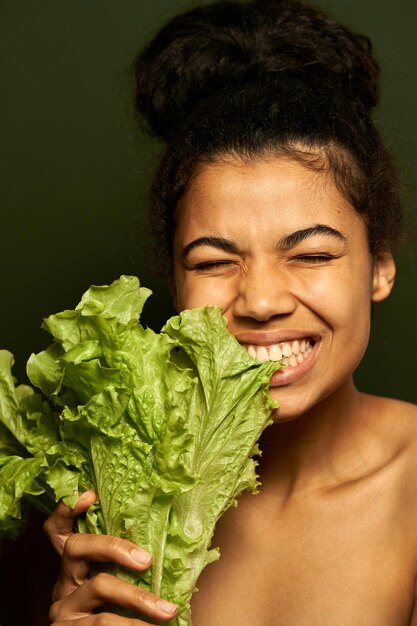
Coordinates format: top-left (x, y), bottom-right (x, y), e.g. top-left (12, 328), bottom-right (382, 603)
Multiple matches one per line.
top-left (299, 265), bottom-right (373, 335)
top-left (175, 275), bottom-right (237, 312)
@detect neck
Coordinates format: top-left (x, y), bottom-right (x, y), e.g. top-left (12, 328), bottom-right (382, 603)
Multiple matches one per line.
top-left (257, 378), bottom-right (380, 498)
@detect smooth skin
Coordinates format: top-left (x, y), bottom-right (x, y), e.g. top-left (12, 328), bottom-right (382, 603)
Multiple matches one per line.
top-left (46, 156), bottom-right (417, 625)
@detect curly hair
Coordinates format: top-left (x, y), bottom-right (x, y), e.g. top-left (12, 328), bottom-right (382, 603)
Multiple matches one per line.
top-left (133, 0), bottom-right (403, 274)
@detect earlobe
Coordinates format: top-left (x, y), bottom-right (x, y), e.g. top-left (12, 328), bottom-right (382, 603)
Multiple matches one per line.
top-left (372, 252), bottom-right (396, 302)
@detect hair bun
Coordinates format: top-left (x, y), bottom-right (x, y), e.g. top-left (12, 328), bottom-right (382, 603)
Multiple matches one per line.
top-left (134, 0), bottom-right (380, 143)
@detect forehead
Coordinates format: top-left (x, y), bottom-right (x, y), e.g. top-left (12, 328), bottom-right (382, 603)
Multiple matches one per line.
top-left (175, 156), bottom-right (365, 242)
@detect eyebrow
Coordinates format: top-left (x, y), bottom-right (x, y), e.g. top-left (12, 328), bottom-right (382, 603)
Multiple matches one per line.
top-left (182, 236), bottom-right (241, 260)
top-left (181, 224), bottom-right (347, 260)
top-left (278, 224), bottom-right (347, 249)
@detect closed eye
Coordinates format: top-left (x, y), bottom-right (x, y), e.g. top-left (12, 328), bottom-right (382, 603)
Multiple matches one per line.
top-left (292, 254), bottom-right (336, 263)
top-left (193, 260), bottom-right (236, 270)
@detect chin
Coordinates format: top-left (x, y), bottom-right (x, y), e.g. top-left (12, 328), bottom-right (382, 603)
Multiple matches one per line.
top-left (267, 387), bottom-right (306, 423)
top-left (269, 406), bottom-right (301, 424)
top-left (267, 386), bottom-right (326, 424)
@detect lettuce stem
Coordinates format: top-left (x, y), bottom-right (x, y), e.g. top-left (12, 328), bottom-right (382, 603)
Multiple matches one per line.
top-left (151, 497), bottom-right (172, 599)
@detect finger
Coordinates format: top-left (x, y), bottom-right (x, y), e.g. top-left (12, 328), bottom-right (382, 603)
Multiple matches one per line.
top-left (45, 491), bottom-right (97, 555)
top-left (52, 612), bottom-right (158, 625)
top-left (51, 572), bottom-right (178, 623)
top-left (54, 533), bottom-right (153, 600)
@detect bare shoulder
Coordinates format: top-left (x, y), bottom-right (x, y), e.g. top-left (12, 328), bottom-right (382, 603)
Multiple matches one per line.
top-left (372, 394), bottom-right (417, 454)
top-left (360, 393), bottom-right (417, 494)
top-left (365, 393), bottom-right (417, 435)
top-left (373, 394), bottom-right (417, 497)
top-left (379, 395), bottom-right (417, 439)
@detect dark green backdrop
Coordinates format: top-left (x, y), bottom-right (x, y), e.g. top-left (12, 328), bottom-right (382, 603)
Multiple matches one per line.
top-left (0, 2), bottom-right (416, 624)
top-left (1, 0), bottom-right (417, 402)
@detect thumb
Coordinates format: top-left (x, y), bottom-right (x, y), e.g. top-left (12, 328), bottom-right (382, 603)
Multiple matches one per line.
top-left (44, 490), bottom-right (97, 556)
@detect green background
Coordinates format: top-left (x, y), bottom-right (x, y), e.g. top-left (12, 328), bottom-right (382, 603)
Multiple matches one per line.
top-left (1, 0), bottom-right (416, 400)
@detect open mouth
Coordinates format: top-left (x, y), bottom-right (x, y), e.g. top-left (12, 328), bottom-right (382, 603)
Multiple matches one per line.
top-left (243, 338), bottom-right (314, 367)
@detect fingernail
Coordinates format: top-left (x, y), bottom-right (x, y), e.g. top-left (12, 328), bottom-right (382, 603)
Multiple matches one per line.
top-left (131, 548), bottom-right (152, 565)
top-left (156, 600), bottom-right (178, 615)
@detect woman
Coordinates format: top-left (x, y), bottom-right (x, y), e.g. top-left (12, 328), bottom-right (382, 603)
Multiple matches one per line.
top-left (45, 0), bottom-right (417, 624)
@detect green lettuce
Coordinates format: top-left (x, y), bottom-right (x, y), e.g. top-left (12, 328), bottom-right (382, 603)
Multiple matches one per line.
top-left (0, 275), bottom-right (279, 624)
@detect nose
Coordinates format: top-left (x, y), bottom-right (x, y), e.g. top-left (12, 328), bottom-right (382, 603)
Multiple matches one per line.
top-left (233, 263), bottom-right (297, 322)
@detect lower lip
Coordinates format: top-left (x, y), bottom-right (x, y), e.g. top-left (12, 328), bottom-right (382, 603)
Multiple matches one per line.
top-left (269, 342), bottom-right (319, 387)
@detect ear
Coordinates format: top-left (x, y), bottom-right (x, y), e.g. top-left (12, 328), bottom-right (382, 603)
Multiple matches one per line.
top-left (372, 251), bottom-right (396, 302)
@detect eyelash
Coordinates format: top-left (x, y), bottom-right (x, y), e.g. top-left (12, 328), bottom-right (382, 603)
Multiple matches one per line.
top-left (293, 254), bottom-right (334, 263)
top-left (192, 255), bottom-right (335, 271)
top-left (193, 260), bottom-right (234, 270)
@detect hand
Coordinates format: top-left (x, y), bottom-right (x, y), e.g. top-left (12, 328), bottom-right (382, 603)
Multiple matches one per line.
top-left (44, 491), bottom-right (179, 624)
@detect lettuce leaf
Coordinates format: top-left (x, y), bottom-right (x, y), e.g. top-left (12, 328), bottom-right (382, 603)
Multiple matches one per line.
top-left (0, 275), bottom-right (280, 624)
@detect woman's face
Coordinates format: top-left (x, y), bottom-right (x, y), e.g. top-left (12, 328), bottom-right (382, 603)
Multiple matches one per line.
top-left (172, 156), bottom-right (394, 421)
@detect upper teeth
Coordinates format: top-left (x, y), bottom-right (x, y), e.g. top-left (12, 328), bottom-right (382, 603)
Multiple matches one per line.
top-left (245, 339), bottom-right (313, 366)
